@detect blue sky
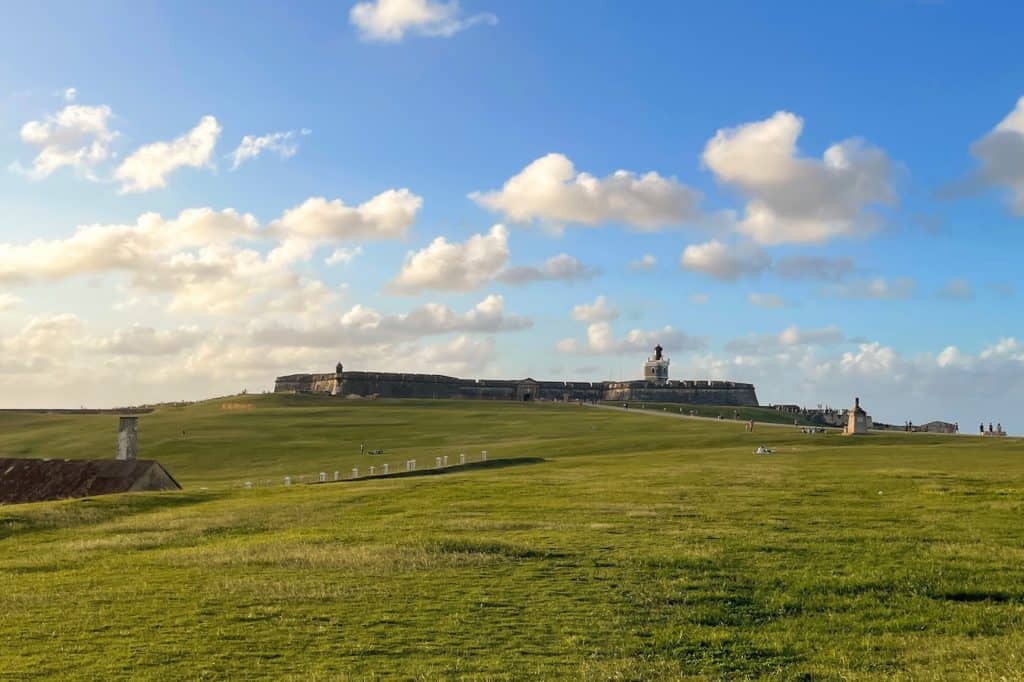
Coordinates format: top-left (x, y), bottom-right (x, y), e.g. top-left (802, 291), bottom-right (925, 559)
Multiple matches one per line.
top-left (0, 0), bottom-right (1022, 431)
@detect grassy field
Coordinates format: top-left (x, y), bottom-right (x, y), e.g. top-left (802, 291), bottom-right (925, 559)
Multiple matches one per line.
top-left (1, 395), bottom-right (1024, 679)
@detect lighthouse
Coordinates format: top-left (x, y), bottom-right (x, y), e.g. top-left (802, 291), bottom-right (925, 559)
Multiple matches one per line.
top-left (643, 344), bottom-right (670, 385)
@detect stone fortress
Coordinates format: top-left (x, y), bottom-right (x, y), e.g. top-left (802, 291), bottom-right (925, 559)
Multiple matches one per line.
top-left (275, 345), bottom-right (760, 406)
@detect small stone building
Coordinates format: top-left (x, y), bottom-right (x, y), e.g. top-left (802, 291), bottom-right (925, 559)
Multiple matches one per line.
top-left (844, 398), bottom-right (871, 435)
top-left (919, 421), bottom-right (957, 434)
top-left (0, 458), bottom-right (181, 505)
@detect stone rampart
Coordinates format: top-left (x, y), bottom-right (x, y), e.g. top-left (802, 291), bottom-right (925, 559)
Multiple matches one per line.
top-left (275, 370), bottom-right (758, 406)
top-left (603, 380), bottom-right (758, 406)
top-left (275, 373), bottom-right (338, 394)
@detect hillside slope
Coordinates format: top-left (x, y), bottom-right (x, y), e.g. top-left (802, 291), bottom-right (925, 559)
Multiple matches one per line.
top-left (1, 396), bottom-right (1022, 679)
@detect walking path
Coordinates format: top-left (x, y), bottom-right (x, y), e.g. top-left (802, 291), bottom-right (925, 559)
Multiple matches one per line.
top-left (581, 403), bottom-right (993, 437)
top-left (580, 402), bottom-right (806, 430)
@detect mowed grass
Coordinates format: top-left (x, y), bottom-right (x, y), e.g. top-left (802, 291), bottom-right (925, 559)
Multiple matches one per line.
top-left (2, 396), bottom-right (1024, 679)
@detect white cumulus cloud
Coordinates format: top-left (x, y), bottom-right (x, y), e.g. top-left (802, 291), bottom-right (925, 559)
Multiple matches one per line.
top-left (497, 253), bottom-right (598, 285)
top-left (87, 325), bottom-right (205, 356)
top-left (350, 0), bottom-right (496, 42)
top-left (17, 103), bottom-right (116, 180)
top-left (250, 294), bottom-right (530, 348)
top-left (230, 129), bottom-right (309, 170)
top-left (0, 205), bottom-right (340, 315)
top-left (703, 111), bottom-right (896, 244)
top-left (389, 225), bottom-right (510, 293)
top-left (571, 296), bottom-right (618, 323)
top-left (964, 96), bottom-right (1024, 215)
top-left (325, 246), bottom-right (364, 266)
top-left (0, 207), bottom-right (257, 285)
top-left (725, 325), bottom-right (846, 354)
top-left (471, 153), bottom-right (702, 231)
top-left (573, 322), bottom-right (705, 356)
top-left (680, 239), bottom-right (771, 281)
top-left (115, 115), bottom-right (222, 193)
top-left (269, 190), bottom-right (422, 264)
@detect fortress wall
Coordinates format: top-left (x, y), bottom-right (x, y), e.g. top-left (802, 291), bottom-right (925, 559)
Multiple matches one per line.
top-left (457, 385), bottom-right (517, 400)
top-left (456, 379), bottom-right (519, 399)
top-left (275, 370), bottom-right (757, 406)
top-left (274, 374), bottom-right (311, 393)
top-left (310, 374), bottom-right (338, 394)
top-left (536, 382), bottom-right (604, 401)
top-left (274, 373), bottom-right (337, 394)
top-left (340, 371), bottom-right (461, 399)
top-left (603, 382), bottom-right (759, 406)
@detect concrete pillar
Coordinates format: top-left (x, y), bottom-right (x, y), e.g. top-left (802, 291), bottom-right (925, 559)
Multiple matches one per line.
top-left (116, 416), bottom-right (138, 461)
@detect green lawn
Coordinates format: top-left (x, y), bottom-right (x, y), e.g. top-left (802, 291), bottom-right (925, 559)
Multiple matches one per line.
top-left (1, 395), bottom-right (1023, 679)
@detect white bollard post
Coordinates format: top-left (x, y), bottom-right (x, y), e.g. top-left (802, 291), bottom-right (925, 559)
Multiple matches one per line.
top-left (369, 465), bottom-right (375, 476)
top-left (383, 463), bottom-right (389, 474)
top-left (481, 450), bottom-right (488, 462)
top-left (435, 456), bottom-right (442, 468)
top-left (459, 453), bottom-right (465, 465)
top-left (352, 467), bottom-right (359, 478)
top-left (284, 476), bottom-right (292, 486)
top-left (443, 455), bottom-right (449, 466)
top-left (319, 472), bottom-right (327, 483)
top-left (411, 459), bottom-right (416, 471)
top-left (334, 471), bottom-right (340, 481)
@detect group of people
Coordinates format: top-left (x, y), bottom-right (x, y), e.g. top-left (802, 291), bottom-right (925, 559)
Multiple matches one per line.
top-left (981, 422), bottom-right (1005, 435)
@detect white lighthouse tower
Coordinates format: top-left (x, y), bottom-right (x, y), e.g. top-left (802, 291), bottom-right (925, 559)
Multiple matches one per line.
top-left (643, 344), bottom-right (670, 385)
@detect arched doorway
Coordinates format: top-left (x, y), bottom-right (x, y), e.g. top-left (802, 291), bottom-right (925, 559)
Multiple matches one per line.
top-left (516, 379), bottom-right (538, 402)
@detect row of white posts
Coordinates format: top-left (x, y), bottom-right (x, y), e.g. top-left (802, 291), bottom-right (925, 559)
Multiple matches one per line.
top-left (244, 449), bottom-right (490, 488)
top-left (347, 449), bottom-right (488, 480)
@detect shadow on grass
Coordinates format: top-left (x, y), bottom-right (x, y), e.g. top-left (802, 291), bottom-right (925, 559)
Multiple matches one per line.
top-left (935, 589), bottom-right (1022, 604)
top-left (311, 456), bottom-right (546, 485)
top-left (0, 490), bottom-right (212, 540)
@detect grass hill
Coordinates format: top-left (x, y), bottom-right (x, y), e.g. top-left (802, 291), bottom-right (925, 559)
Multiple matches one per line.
top-left (1, 395), bottom-right (1023, 679)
